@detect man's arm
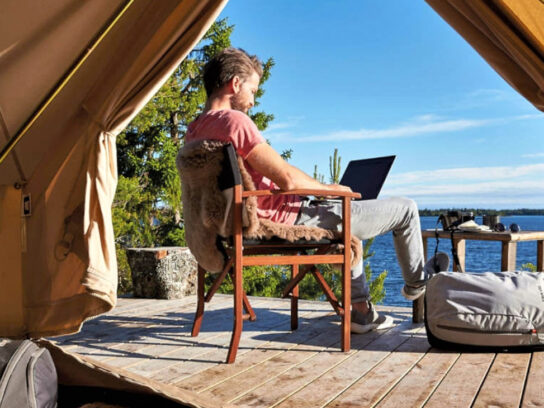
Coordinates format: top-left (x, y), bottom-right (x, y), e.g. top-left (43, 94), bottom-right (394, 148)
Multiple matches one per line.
top-left (246, 143), bottom-right (351, 193)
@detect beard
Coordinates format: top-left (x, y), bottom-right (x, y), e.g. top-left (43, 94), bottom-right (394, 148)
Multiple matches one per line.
top-left (231, 92), bottom-right (249, 113)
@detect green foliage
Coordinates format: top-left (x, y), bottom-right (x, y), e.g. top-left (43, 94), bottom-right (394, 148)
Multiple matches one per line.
top-left (363, 238), bottom-right (388, 303)
top-left (329, 148), bottom-right (342, 184)
top-left (313, 165), bottom-right (324, 183)
top-left (205, 265), bottom-right (287, 297)
top-left (113, 18), bottom-right (274, 294)
top-left (522, 262), bottom-right (537, 272)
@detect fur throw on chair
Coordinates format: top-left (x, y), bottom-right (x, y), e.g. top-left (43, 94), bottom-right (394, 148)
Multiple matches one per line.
top-left (177, 140), bottom-right (362, 273)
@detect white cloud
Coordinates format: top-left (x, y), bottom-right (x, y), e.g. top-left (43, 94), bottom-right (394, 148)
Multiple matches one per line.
top-left (286, 114), bottom-right (542, 143)
top-left (263, 116), bottom-right (304, 133)
top-left (383, 180), bottom-right (544, 196)
top-left (380, 163), bottom-right (544, 208)
top-left (522, 152), bottom-right (544, 158)
top-left (266, 122), bottom-right (293, 131)
top-left (293, 117), bottom-right (492, 142)
top-left (441, 88), bottom-right (522, 112)
top-left (387, 163), bottom-right (544, 185)
top-left (467, 89), bottom-right (509, 102)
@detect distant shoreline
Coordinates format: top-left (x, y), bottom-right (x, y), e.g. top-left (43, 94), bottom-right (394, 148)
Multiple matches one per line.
top-left (419, 209), bottom-right (544, 216)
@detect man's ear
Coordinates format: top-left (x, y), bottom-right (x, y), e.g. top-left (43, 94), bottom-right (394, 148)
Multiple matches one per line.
top-left (231, 75), bottom-right (242, 93)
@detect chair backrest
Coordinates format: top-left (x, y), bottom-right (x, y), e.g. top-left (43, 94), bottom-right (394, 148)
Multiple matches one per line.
top-left (176, 140), bottom-right (241, 272)
top-left (217, 144), bottom-right (242, 192)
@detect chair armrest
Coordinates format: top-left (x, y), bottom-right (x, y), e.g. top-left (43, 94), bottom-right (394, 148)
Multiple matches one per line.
top-left (241, 189), bottom-right (361, 199)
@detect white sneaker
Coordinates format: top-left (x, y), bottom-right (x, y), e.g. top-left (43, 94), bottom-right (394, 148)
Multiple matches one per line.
top-left (351, 303), bottom-right (395, 334)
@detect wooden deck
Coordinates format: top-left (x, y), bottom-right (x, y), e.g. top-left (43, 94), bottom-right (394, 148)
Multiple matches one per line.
top-left (51, 295), bottom-right (543, 408)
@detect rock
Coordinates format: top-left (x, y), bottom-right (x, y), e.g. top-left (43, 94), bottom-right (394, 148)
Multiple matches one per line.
top-left (125, 247), bottom-right (197, 299)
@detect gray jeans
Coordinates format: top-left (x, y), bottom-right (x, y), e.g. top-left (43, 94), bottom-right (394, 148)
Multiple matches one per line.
top-left (295, 197), bottom-right (425, 303)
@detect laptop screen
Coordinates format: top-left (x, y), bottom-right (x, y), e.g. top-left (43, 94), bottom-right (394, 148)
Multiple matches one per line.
top-left (339, 155), bottom-right (395, 200)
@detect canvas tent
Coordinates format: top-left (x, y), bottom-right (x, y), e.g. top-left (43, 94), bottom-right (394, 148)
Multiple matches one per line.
top-left (0, 0), bottom-right (228, 338)
top-left (426, 0), bottom-right (544, 112)
top-left (0, 0), bottom-right (542, 340)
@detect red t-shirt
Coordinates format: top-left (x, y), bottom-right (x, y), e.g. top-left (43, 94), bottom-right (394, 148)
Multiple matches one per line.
top-left (185, 109), bottom-right (301, 225)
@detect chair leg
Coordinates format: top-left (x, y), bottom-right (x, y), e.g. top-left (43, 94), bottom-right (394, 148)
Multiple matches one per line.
top-left (342, 263), bottom-right (351, 353)
top-left (227, 269), bottom-right (256, 321)
top-left (227, 257), bottom-right (243, 364)
top-left (291, 264), bottom-right (299, 330)
top-left (242, 292), bottom-right (257, 321)
top-left (191, 265), bottom-right (206, 337)
top-left (205, 258), bottom-right (233, 303)
top-left (311, 267), bottom-right (343, 316)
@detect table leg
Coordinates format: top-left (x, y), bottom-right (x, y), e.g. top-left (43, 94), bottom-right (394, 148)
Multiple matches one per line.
top-left (537, 240), bottom-right (543, 272)
top-left (501, 241), bottom-right (517, 271)
top-left (413, 236), bottom-right (428, 323)
top-left (452, 239), bottom-right (466, 272)
top-left (423, 236), bottom-right (428, 260)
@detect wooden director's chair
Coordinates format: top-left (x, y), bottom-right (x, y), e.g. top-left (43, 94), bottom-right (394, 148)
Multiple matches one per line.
top-left (188, 144), bottom-right (360, 363)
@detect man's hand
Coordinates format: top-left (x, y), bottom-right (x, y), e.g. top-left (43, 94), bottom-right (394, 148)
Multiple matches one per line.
top-left (322, 184), bottom-right (353, 199)
top-left (328, 184), bottom-right (352, 193)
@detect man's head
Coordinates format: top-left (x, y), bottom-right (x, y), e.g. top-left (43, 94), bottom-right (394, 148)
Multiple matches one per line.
top-left (203, 48), bottom-right (262, 113)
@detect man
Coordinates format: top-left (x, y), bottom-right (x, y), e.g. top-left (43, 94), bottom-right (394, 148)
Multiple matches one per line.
top-left (185, 48), bottom-right (442, 333)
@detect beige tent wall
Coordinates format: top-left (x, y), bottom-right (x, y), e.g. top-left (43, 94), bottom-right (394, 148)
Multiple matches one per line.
top-left (0, 0), bottom-right (228, 337)
top-left (426, 0), bottom-right (544, 112)
top-left (0, 186), bottom-right (23, 336)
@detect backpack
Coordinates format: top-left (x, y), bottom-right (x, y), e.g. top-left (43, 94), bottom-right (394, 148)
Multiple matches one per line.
top-left (425, 271), bottom-right (544, 350)
top-left (0, 339), bottom-right (57, 408)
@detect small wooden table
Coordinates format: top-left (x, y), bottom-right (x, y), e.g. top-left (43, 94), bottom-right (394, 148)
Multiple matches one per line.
top-left (413, 229), bottom-right (544, 323)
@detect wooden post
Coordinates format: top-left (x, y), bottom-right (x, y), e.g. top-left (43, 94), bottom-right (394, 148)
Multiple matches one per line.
top-left (342, 196), bottom-right (351, 353)
top-left (412, 235), bottom-right (428, 323)
top-left (453, 239), bottom-right (466, 272)
top-left (501, 241), bottom-right (517, 271)
top-left (537, 240), bottom-right (543, 272)
top-left (291, 264), bottom-right (299, 331)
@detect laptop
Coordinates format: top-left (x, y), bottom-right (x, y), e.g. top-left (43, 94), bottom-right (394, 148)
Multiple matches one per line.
top-left (339, 155), bottom-right (396, 200)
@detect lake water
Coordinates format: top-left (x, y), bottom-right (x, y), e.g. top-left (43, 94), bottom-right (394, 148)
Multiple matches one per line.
top-left (369, 215), bottom-right (544, 307)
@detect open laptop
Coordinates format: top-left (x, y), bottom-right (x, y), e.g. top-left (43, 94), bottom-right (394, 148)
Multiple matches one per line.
top-left (339, 155), bottom-right (396, 200)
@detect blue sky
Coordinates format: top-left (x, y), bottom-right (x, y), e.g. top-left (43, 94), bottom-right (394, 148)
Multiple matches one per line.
top-left (217, 1), bottom-right (544, 209)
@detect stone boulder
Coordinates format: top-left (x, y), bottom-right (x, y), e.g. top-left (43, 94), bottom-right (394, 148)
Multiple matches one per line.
top-left (126, 247), bottom-right (197, 299)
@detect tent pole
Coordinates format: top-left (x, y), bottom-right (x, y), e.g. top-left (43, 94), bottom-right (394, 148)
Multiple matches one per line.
top-left (0, 0), bottom-right (135, 168)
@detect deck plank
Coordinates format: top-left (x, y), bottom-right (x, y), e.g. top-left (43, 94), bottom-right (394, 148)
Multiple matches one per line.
top-left (128, 299), bottom-right (307, 376)
top-left (424, 353), bottom-right (494, 408)
top-left (473, 353), bottom-right (531, 408)
top-left (174, 311), bottom-right (337, 390)
top-left (522, 352), bottom-right (544, 408)
top-left (326, 335), bottom-right (430, 408)
top-left (199, 328), bottom-right (343, 402)
top-left (98, 297), bottom-right (280, 368)
top-left (53, 296), bottom-right (205, 347)
top-left (164, 310), bottom-right (336, 385)
top-left (375, 350), bottom-right (459, 408)
top-left (241, 320), bottom-right (421, 408)
top-left (57, 296), bottom-right (234, 359)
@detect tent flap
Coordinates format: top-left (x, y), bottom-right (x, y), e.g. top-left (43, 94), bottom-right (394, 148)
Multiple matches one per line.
top-left (0, 0), bottom-right (228, 338)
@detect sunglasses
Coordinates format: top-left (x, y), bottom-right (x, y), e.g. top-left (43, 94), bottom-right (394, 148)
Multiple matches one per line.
top-left (493, 223), bottom-right (521, 233)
